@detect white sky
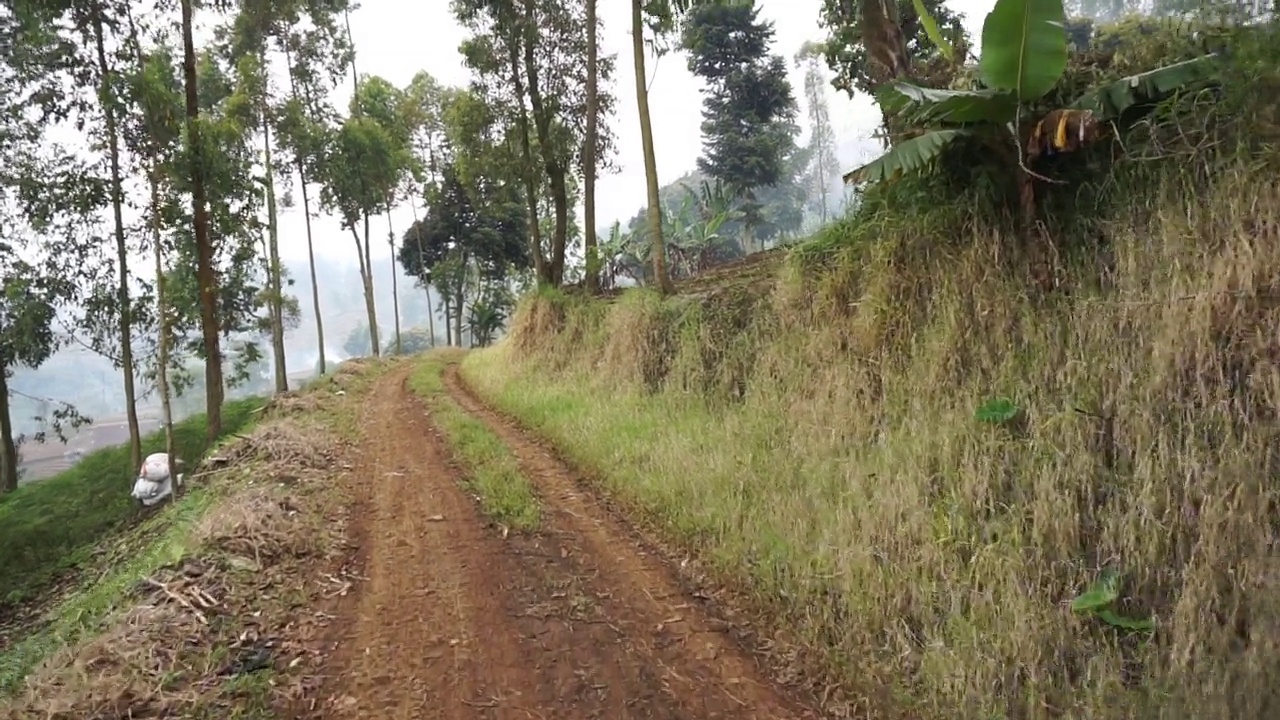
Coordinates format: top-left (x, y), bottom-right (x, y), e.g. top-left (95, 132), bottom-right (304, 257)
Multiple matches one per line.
top-left (278, 0), bottom-right (996, 268)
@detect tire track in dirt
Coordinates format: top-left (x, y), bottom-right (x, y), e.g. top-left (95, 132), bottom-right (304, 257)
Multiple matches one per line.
top-left (442, 364), bottom-right (821, 720)
top-left (315, 364), bottom-right (550, 719)
top-left (310, 362), bottom-right (820, 718)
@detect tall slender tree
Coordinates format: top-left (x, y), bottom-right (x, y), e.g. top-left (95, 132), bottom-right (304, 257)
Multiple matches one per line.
top-left (584, 0), bottom-right (601, 294)
top-left (632, 0), bottom-right (674, 293)
top-left (88, 0), bottom-right (143, 471)
top-left (277, 20), bottom-right (350, 377)
top-left (631, 0), bottom-right (745, 294)
top-left (795, 40), bottom-right (838, 226)
top-left (121, 3), bottom-right (182, 482)
top-left (179, 0), bottom-right (225, 441)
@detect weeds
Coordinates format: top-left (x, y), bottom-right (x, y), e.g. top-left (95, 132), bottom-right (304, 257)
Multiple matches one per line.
top-left (0, 397), bottom-right (262, 608)
top-left (0, 372), bottom-right (360, 716)
top-left (409, 350), bottom-right (540, 531)
top-left (463, 154), bottom-right (1280, 718)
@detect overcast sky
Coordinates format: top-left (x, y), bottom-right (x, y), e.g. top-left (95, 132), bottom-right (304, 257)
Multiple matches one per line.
top-left (276, 0), bottom-right (996, 269)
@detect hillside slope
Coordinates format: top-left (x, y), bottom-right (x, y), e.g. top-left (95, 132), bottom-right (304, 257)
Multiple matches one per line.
top-left (459, 118), bottom-right (1280, 720)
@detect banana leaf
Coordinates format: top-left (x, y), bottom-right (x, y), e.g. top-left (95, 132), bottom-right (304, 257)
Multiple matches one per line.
top-left (1070, 54), bottom-right (1219, 120)
top-left (843, 129), bottom-right (971, 185)
top-left (979, 0), bottom-right (1068, 100)
top-left (877, 82), bottom-right (1018, 125)
top-left (911, 0), bottom-right (955, 63)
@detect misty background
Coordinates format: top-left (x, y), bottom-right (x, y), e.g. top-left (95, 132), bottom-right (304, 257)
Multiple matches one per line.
top-left (8, 0), bottom-right (999, 479)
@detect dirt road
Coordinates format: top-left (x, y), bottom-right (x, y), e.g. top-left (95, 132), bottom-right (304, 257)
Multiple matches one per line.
top-left (310, 362), bottom-right (818, 719)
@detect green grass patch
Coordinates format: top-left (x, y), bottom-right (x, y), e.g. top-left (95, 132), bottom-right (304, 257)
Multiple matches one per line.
top-left (409, 352), bottom-right (540, 531)
top-left (0, 397), bottom-right (262, 609)
top-left (0, 478), bottom-right (229, 694)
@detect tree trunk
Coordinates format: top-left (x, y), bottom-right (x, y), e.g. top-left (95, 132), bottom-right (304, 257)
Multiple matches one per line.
top-left (344, 9), bottom-right (360, 101)
top-left (284, 42), bottom-right (326, 377)
top-left (632, 0), bottom-right (674, 295)
top-left (180, 0), bottom-right (224, 441)
top-left (548, 170), bottom-right (569, 284)
top-left (150, 170), bottom-right (178, 486)
top-left (0, 369), bottom-right (17, 493)
top-left (262, 103), bottom-right (288, 393)
top-left (386, 210), bottom-right (401, 355)
top-left (410, 199), bottom-right (435, 347)
top-left (584, 0), bottom-right (600, 294)
top-left (301, 178), bottom-right (326, 374)
top-left (363, 212), bottom-right (380, 355)
top-left (454, 283), bottom-right (464, 349)
top-left (124, 2), bottom-right (175, 482)
top-left (426, 289), bottom-right (435, 347)
top-left (92, 2), bottom-right (142, 471)
top-left (443, 296), bottom-right (453, 346)
top-left (349, 224), bottom-right (380, 357)
top-left (521, 0), bottom-right (568, 286)
top-left (345, 9), bottom-right (380, 358)
top-left (506, 33), bottom-right (547, 284)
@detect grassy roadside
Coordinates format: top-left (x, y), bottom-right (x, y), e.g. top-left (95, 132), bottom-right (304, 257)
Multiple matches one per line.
top-left (408, 349), bottom-right (540, 532)
top-left (460, 142), bottom-right (1280, 717)
top-left (459, 347), bottom-right (742, 547)
top-left (0, 397), bottom-right (262, 608)
top-left (0, 362), bottom-right (374, 714)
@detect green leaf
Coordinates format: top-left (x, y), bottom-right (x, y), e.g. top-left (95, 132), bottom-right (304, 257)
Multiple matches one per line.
top-left (1071, 569), bottom-right (1121, 612)
top-left (975, 397), bottom-right (1020, 425)
top-left (979, 0), bottom-right (1068, 100)
top-left (1095, 608), bottom-right (1156, 632)
top-left (912, 0), bottom-right (956, 64)
top-left (842, 129), bottom-right (970, 186)
top-left (877, 83), bottom-right (1019, 125)
top-left (1070, 54), bottom-right (1219, 120)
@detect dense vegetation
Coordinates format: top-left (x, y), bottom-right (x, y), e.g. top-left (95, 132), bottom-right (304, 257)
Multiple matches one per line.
top-left (466, 1), bottom-right (1280, 718)
top-left (4, 0), bottom-right (1280, 716)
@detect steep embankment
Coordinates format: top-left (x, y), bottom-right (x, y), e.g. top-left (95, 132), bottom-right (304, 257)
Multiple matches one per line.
top-left (0, 363), bottom-right (374, 718)
top-left (460, 161), bottom-right (1280, 717)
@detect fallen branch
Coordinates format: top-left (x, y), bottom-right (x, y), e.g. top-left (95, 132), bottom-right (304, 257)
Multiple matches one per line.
top-left (144, 577), bottom-right (208, 624)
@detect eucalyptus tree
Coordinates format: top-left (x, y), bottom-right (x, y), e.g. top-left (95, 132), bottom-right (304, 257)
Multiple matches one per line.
top-left (352, 75), bottom-right (415, 355)
top-left (87, 0), bottom-right (145, 468)
top-left (178, 0), bottom-right (225, 440)
top-left (795, 40), bottom-right (839, 226)
top-left (275, 15), bottom-right (352, 376)
top-left (631, 0), bottom-right (749, 295)
top-left (455, 0), bottom-right (616, 287)
top-left (3, 0), bottom-right (149, 469)
top-left (121, 4), bottom-right (184, 481)
top-left (397, 70), bottom-right (452, 344)
top-left (584, 0), bottom-right (600, 293)
top-left (317, 75), bottom-right (413, 359)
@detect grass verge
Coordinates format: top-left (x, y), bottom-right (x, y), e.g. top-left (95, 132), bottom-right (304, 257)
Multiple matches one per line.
top-left (0, 397), bottom-right (262, 608)
top-left (463, 153), bottom-right (1280, 718)
top-left (0, 366), bottom-right (363, 716)
top-left (408, 349), bottom-right (540, 531)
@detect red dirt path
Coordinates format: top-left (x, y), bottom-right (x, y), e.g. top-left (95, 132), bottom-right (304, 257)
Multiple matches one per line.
top-left (306, 362), bottom-right (820, 719)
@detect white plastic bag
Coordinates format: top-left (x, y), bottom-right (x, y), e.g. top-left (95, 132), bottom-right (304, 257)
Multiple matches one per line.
top-left (131, 452), bottom-right (184, 507)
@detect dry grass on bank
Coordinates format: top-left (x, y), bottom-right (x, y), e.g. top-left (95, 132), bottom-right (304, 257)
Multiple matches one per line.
top-left (463, 161), bottom-right (1280, 719)
top-left (0, 369), bottom-right (369, 719)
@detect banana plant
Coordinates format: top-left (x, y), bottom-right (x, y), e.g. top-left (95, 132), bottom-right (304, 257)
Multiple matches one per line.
top-left (844, 0), bottom-right (1221, 217)
top-left (600, 221), bottom-right (645, 289)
